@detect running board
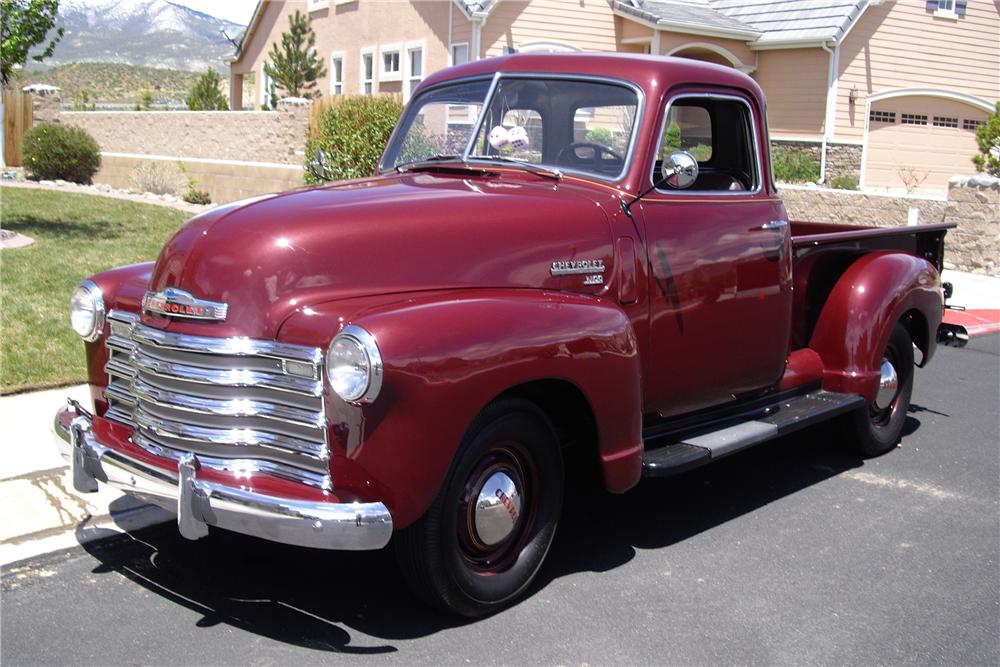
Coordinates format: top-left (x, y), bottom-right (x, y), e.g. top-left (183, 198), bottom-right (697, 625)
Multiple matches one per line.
top-left (642, 390), bottom-right (865, 477)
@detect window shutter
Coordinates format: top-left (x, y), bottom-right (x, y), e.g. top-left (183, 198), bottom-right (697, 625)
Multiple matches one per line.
top-left (925, 0), bottom-right (938, 10)
top-left (955, 0), bottom-right (967, 15)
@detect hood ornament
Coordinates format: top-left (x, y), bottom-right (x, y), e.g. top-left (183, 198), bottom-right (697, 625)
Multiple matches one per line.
top-left (142, 287), bottom-right (228, 321)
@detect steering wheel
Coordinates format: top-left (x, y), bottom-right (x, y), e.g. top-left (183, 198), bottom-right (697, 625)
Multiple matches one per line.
top-left (555, 141), bottom-right (624, 170)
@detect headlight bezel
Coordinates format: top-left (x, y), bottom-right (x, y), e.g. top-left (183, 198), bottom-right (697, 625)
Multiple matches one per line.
top-left (70, 279), bottom-right (106, 342)
top-left (326, 324), bottom-right (383, 404)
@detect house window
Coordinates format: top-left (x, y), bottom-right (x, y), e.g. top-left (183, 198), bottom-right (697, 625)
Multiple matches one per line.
top-left (380, 46), bottom-right (402, 81)
top-left (260, 61), bottom-right (274, 109)
top-left (901, 113), bottom-right (928, 126)
top-left (330, 54), bottom-right (344, 95)
top-left (932, 116), bottom-right (958, 128)
top-left (869, 110), bottom-right (896, 124)
top-left (927, 0), bottom-right (967, 18)
top-left (408, 47), bottom-right (423, 92)
top-left (451, 42), bottom-right (469, 66)
top-left (360, 49), bottom-right (374, 94)
top-left (963, 118), bottom-right (985, 131)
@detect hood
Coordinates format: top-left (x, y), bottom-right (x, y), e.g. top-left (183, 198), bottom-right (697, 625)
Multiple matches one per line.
top-left (145, 172), bottom-right (615, 339)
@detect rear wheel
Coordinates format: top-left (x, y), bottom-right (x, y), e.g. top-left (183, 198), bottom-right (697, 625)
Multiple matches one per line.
top-left (394, 399), bottom-right (564, 617)
top-left (840, 323), bottom-right (914, 457)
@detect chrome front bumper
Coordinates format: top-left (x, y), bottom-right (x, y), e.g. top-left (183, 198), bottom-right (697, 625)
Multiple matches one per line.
top-left (53, 401), bottom-right (393, 550)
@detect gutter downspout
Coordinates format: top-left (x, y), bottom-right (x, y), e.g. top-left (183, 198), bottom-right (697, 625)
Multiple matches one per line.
top-left (471, 11), bottom-right (489, 59)
top-left (819, 40), bottom-right (839, 184)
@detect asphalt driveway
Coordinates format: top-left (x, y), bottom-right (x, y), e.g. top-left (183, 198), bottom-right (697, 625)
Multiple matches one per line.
top-left (2, 334), bottom-right (997, 666)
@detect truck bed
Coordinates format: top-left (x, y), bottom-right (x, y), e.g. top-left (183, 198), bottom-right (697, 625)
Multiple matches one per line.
top-left (791, 220), bottom-right (956, 272)
top-left (788, 220), bottom-right (956, 350)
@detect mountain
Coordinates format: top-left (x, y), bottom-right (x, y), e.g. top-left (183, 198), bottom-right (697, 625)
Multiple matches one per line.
top-left (24, 62), bottom-right (203, 105)
top-left (28, 0), bottom-right (245, 73)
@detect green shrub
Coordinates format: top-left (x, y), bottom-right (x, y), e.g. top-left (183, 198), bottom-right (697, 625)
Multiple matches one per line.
top-left (176, 161), bottom-right (211, 204)
top-left (305, 95), bottom-right (403, 183)
top-left (22, 123), bottom-right (101, 184)
top-left (771, 145), bottom-right (819, 183)
top-left (585, 127), bottom-right (616, 146)
top-left (828, 174), bottom-right (859, 190)
top-left (183, 187), bottom-right (212, 205)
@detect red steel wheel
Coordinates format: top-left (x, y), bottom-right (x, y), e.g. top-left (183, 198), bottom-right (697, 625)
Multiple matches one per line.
top-left (394, 399), bottom-right (563, 617)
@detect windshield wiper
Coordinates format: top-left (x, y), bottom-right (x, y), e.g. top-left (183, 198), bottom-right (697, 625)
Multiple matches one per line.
top-left (469, 155), bottom-right (563, 181)
top-left (394, 154), bottom-right (464, 173)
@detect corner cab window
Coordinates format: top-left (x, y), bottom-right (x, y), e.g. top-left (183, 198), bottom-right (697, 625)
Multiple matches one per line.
top-left (470, 78), bottom-right (637, 180)
top-left (653, 97), bottom-right (759, 192)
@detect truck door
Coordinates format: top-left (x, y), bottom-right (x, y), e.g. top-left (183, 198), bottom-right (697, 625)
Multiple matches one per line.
top-left (641, 92), bottom-right (792, 418)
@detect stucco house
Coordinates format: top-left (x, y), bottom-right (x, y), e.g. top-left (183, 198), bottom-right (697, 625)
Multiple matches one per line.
top-left (228, 0), bottom-right (999, 194)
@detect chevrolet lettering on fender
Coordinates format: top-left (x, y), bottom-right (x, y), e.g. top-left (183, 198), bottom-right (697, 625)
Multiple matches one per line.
top-left (55, 53), bottom-right (964, 618)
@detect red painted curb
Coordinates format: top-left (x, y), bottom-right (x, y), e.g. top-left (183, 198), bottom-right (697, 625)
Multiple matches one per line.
top-left (942, 309), bottom-right (1000, 336)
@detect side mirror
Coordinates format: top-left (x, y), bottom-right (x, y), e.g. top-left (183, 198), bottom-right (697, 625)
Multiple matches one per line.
top-left (307, 147), bottom-right (332, 182)
top-left (660, 150), bottom-right (699, 190)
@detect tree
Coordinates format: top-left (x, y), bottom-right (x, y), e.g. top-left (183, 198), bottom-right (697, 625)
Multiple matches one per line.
top-left (972, 102), bottom-right (1000, 177)
top-left (133, 89), bottom-right (154, 111)
top-left (1, 0), bottom-right (63, 87)
top-left (186, 69), bottom-right (228, 110)
top-left (263, 10), bottom-right (326, 100)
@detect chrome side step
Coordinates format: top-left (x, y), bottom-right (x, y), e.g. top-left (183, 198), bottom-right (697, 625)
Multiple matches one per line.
top-left (642, 390), bottom-right (865, 478)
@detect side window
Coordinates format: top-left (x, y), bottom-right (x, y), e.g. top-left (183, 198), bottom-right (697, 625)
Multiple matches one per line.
top-left (653, 96), bottom-right (759, 193)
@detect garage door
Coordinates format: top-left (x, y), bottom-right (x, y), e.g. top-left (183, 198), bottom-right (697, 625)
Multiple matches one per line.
top-left (863, 96), bottom-right (987, 193)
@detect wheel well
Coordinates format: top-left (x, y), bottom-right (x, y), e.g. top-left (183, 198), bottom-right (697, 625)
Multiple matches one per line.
top-left (494, 379), bottom-right (600, 477)
top-left (899, 308), bottom-right (930, 366)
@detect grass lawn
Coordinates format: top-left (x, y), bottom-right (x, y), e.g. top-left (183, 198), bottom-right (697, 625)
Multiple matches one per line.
top-left (1, 187), bottom-right (190, 393)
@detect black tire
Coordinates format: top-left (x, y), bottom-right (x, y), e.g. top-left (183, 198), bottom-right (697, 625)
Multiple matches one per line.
top-left (394, 399), bottom-right (564, 617)
top-left (840, 323), bottom-right (914, 458)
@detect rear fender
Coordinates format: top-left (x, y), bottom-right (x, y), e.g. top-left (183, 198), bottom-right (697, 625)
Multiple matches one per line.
top-left (809, 252), bottom-right (942, 402)
top-left (280, 289), bottom-right (642, 529)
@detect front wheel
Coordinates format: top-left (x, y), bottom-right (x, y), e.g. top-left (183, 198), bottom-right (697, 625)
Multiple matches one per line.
top-left (394, 399), bottom-right (564, 617)
top-left (839, 322), bottom-right (914, 457)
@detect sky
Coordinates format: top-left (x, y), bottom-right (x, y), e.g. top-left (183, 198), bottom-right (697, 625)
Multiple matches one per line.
top-left (169, 0), bottom-right (258, 25)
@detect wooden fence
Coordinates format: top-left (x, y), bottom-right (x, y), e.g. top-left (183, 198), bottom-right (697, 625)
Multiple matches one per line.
top-left (2, 88), bottom-right (33, 167)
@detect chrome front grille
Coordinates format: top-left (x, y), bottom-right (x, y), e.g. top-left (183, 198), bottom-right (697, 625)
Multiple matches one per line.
top-left (104, 310), bottom-right (331, 490)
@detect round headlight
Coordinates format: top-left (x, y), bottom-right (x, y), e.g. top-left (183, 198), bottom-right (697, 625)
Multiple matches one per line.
top-left (69, 280), bottom-right (106, 342)
top-left (327, 325), bottom-right (383, 404)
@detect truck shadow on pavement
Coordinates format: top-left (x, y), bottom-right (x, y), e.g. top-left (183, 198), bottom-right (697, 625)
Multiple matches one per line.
top-left (78, 416), bottom-right (920, 652)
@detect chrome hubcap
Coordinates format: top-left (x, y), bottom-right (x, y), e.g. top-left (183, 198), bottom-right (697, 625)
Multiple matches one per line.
top-left (874, 358), bottom-right (899, 410)
top-left (473, 471), bottom-right (522, 546)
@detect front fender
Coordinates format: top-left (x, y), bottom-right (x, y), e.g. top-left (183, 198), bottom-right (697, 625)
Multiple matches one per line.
top-left (280, 289), bottom-right (642, 528)
top-left (809, 252), bottom-right (942, 402)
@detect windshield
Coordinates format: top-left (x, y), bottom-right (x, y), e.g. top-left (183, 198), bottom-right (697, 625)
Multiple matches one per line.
top-left (381, 76), bottom-right (640, 181)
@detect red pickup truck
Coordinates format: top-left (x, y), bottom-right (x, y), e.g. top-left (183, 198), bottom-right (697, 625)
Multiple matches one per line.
top-left (55, 54), bottom-right (959, 617)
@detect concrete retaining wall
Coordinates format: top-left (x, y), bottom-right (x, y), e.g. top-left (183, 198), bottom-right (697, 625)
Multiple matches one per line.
top-left (782, 177), bottom-right (999, 276)
top-left (94, 154), bottom-right (304, 205)
top-left (58, 108), bottom-right (308, 165)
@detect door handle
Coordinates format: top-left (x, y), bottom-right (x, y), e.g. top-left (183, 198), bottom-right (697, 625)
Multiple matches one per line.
top-left (760, 220), bottom-right (788, 231)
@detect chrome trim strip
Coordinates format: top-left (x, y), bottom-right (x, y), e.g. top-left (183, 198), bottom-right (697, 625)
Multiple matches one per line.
top-left (649, 92), bottom-right (764, 197)
top-left (131, 323), bottom-right (323, 363)
top-left (130, 376), bottom-right (325, 428)
top-left (54, 406), bottom-right (389, 550)
top-left (133, 406), bottom-right (328, 459)
top-left (123, 350), bottom-right (324, 397)
top-left (131, 432), bottom-right (331, 491)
